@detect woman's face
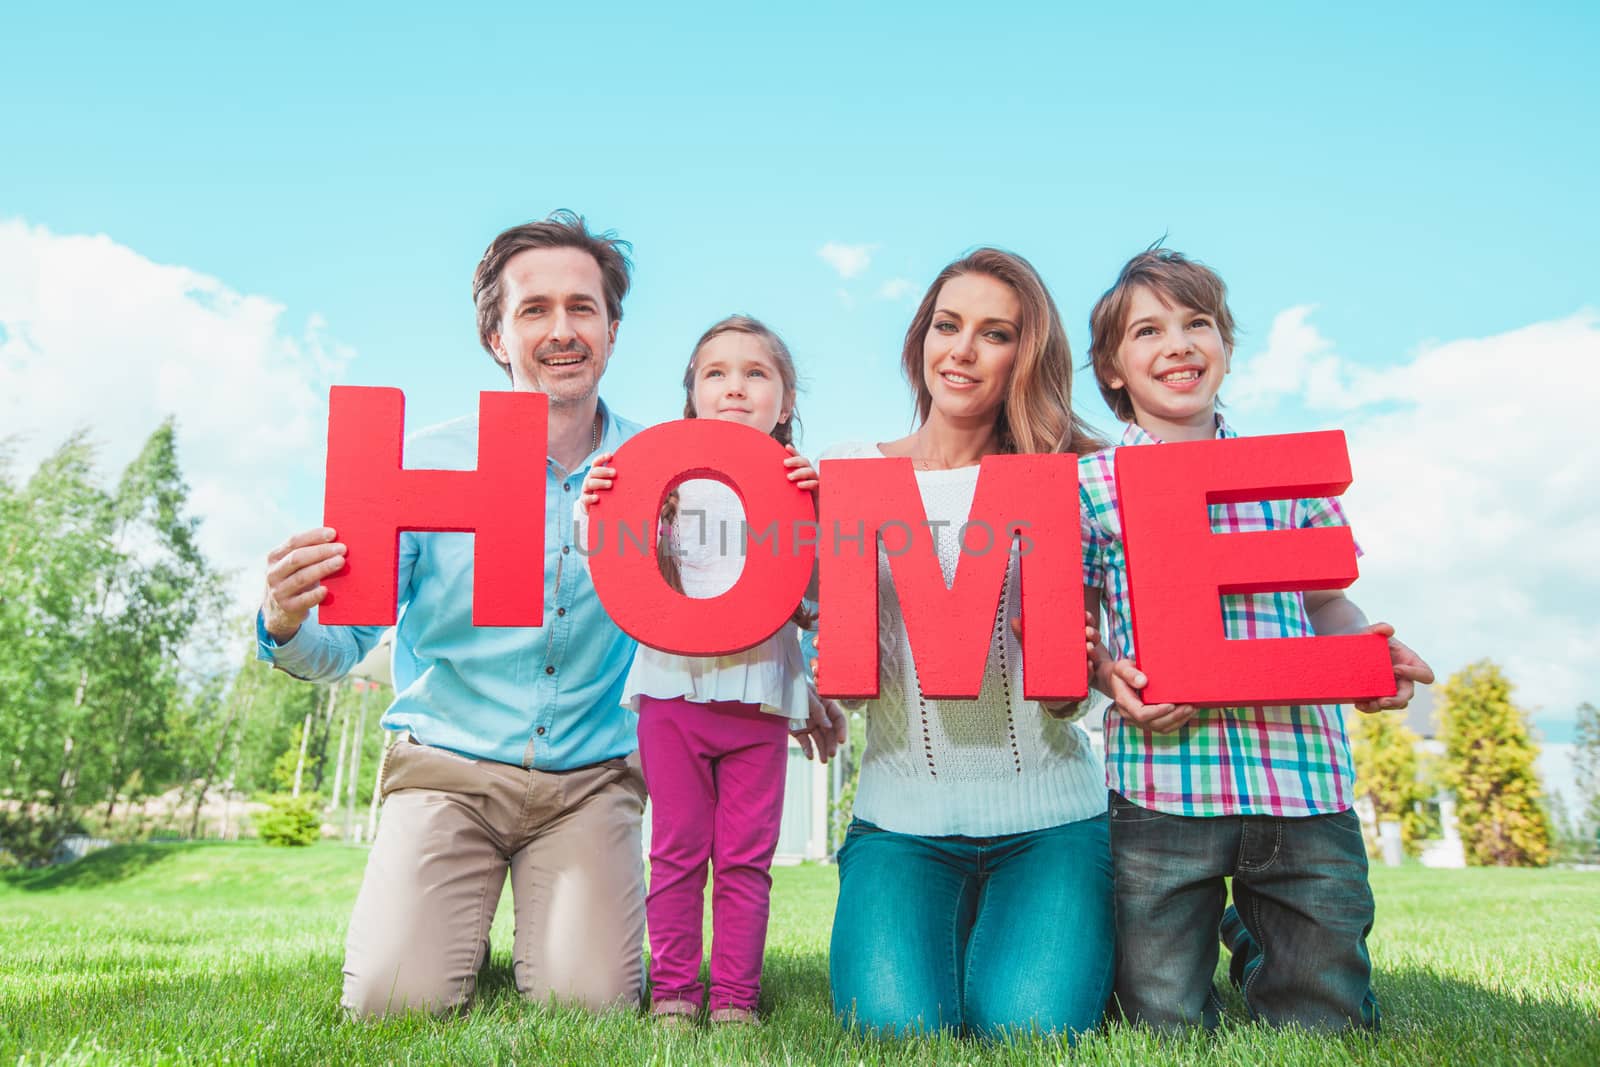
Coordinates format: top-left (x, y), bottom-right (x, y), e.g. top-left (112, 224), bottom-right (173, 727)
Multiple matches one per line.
top-left (922, 272), bottom-right (1021, 425)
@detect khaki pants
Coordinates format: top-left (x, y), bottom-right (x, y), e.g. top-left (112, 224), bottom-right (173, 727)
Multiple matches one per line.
top-left (341, 736), bottom-right (647, 1018)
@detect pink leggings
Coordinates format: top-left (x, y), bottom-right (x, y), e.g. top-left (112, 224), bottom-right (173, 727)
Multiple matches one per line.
top-left (636, 695), bottom-right (789, 1012)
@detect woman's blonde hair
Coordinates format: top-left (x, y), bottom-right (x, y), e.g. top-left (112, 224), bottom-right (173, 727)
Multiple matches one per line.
top-left (659, 315), bottom-right (814, 629)
top-left (901, 248), bottom-right (1103, 455)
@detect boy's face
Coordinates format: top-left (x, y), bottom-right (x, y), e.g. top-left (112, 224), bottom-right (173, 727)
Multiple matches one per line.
top-left (1108, 284), bottom-right (1231, 441)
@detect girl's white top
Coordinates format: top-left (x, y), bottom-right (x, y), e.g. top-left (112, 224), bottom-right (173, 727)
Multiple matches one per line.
top-left (575, 478), bottom-right (812, 726)
top-left (822, 442), bottom-right (1106, 837)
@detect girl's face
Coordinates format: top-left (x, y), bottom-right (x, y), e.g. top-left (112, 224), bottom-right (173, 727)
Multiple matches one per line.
top-left (922, 273), bottom-right (1021, 425)
top-left (690, 332), bottom-right (791, 435)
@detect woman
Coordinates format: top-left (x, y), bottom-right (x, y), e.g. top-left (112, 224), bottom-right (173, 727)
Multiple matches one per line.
top-left (825, 248), bottom-right (1112, 1040)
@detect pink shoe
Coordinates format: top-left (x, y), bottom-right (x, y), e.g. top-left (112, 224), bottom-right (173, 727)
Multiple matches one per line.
top-left (650, 998), bottom-right (699, 1029)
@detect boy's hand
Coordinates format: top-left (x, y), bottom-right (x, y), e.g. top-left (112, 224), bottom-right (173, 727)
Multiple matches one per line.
top-left (1010, 610), bottom-right (1102, 718)
top-left (1101, 658), bottom-right (1199, 734)
top-left (784, 444), bottom-right (819, 492)
top-left (579, 452), bottom-right (616, 511)
top-left (1353, 622), bottom-right (1435, 713)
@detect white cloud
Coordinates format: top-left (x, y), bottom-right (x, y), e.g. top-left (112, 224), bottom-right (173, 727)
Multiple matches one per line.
top-left (1234, 306), bottom-right (1600, 724)
top-left (877, 278), bottom-right (914, 301)
top-left (0, 219), bottom-right (350, 611)
top-left (817, 241), bottom-right (875, 280)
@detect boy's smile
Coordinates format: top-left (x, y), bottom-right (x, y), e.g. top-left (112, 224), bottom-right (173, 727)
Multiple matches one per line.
top-left (1108, 284), bottom-right (1231, 441)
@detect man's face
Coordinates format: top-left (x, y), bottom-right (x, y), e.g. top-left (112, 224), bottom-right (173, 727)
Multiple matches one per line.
top-left (489, 246), bottom-right (618, 404)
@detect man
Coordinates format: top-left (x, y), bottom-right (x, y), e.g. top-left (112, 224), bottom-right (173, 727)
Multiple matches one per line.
top-left (260, 212), bottom-right (663, 1016)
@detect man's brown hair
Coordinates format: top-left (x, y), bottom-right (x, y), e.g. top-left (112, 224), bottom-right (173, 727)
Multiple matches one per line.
top-left (1088, 247), bottom-right (1236, 422)
top-left (471, 210), bottom-right (633, 379)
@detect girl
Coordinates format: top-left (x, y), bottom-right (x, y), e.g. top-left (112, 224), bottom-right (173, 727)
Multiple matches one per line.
top-left (577, 315), bottom-right (844, 1027)
top-left (823, 249), bottom-right (1113, 1041)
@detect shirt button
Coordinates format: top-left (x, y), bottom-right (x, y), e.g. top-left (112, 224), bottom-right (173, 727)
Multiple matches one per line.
top-left (563, 482), bottom-right (571, 491)
top-left (536, 726), bottom-right (546, 736)
top-left (562, 545), bottom-right (571, 554)
top-left (544, 665), bottom-right (555, 675)
top-left (556, 607), bottom-right (566, 617)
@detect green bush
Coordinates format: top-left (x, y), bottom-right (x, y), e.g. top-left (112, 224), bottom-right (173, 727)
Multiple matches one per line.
top-left (256, 794), bottom-right (322, 847)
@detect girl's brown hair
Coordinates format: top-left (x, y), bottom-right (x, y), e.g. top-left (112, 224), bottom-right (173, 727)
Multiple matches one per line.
top-left (658, 316), bottom-right (815, 629)
top-left (901, 248), bottom-right (1103, 455)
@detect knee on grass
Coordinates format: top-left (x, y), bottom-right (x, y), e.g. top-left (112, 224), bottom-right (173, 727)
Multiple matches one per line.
top-left (341, 968), bottom-right (478, 1020)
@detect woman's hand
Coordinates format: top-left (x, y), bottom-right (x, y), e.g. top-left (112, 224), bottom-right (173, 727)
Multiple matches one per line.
top-left (1011, 609), bottom-right (1102, 718)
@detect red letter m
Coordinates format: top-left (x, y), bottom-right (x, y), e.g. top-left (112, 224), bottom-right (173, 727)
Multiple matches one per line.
top-left (817, 455), bottom-right (1085, 702)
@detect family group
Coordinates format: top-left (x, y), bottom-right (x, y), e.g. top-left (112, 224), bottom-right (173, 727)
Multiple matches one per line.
top-left (257, 211), bottom-right (1430, 1041)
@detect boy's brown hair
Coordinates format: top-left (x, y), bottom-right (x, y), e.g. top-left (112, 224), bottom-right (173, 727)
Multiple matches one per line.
top-left (1087, 248), bottom-right (1237, 422)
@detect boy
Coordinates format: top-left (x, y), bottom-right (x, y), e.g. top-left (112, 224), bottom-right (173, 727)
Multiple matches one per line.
top-left (1078, 248), bottom-right (1433, 1031)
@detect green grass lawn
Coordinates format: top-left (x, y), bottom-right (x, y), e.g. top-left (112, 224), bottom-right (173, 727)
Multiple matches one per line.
top-left (2, 842), bottom-right (1597, 1065)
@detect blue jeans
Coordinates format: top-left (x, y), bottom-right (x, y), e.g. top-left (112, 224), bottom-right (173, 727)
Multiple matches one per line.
top-left (828, 814), bottom-right (1114, 1041)
top-left (1108, 791), bottom-right (1379, 1032)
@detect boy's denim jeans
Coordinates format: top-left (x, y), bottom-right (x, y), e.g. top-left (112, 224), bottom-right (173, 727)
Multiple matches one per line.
top-left (829, 814), bottom-right (1114, 1041)
top-left (1109, 790), bottom-right (1379, 1032)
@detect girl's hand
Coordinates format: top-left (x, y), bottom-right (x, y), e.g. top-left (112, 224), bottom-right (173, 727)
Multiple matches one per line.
top-left (1353, 622), bottom-right (1435, 713)
top-left (784, 444), bottom-right (819, 492)
top-left (792, 690), bottom-right (848, 762)
top-left (579, 452), bottom-right (616, 511)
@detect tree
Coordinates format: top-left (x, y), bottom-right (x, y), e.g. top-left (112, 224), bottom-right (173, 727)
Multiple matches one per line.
top-left (1572, 702), bottom-right (1600, 859)
top-left (0, 423), bottom-right (229, 861)
top-left (1436, 661), bottom-right (1552, 867)
top-left (0, 434), bottom-right (117, 860)
top-left (1350, 709), bottom-right (1432, 856)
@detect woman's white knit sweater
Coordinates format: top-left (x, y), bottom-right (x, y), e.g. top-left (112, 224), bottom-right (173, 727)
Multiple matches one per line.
top-left (824, 442), bottom-right (1106, 837)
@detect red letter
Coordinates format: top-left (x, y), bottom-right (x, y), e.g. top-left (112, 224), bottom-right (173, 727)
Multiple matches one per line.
top-left (816, 455), bottom-right (1085, 702)
top-left (1115, 430), bottom-right (1395, 706)
top-left (586, 419), bottom-right (816, 656)
top-left (320, 386), bottom-right (547, 626)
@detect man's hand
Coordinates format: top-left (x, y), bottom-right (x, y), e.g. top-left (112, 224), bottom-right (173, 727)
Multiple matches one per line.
top-left (579, 451), bottom-right (616, 511)
top-left (1353, 622), bottom-right (1435, 713)
top-left (1100, 658), bottom-right (1199, 734)
top-left (262, 528), bottom-right (346, 644)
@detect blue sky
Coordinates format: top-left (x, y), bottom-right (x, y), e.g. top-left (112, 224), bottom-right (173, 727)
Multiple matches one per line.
top-left (3, 3), bottom-right (1597, 735)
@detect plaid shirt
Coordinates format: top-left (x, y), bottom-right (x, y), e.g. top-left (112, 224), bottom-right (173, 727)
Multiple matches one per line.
top-left (1079, 416), bottom-right (1358, 818)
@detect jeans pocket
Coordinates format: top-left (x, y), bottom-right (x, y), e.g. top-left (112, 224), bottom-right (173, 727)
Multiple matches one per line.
top-left (844, 818), bottom-right (885, 841)
top-left (1317, 808), bottom-right (1365, 836)
top-left (1107, 793), bottom-right (1168, 824)
top-left (837, 818), bottom-right (884, 863)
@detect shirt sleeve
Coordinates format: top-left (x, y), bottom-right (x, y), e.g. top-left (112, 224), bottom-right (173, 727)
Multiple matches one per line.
top-left (1078, 461), bottom-right (1112, 588)
top-left (1299, 495), bottom-right (1362, 556)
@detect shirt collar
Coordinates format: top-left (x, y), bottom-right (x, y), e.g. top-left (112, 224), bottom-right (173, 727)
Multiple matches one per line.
top-left (1120, 412), bottom-right (1235, 446)
top-left (544, 397), bottom-right (620, 478)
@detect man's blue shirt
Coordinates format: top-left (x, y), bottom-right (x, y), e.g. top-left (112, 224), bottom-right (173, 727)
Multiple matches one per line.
top-left (257, 399), bottom-right (642, 770)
